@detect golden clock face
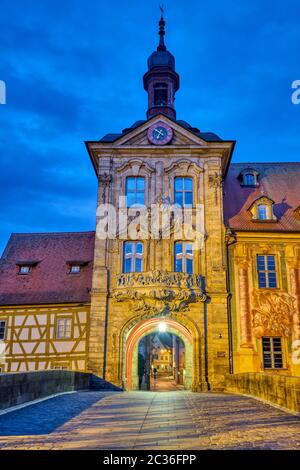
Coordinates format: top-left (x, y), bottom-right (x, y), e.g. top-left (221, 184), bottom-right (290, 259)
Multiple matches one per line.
top-left (147, 122), bottom-right (173, 145)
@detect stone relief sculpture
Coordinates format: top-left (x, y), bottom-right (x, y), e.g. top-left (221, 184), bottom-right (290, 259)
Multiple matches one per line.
top-left (112, 270), bottom-right (206, 314)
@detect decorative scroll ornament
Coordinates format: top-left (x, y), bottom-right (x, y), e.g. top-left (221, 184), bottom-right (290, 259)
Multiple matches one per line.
top-left (112, 270), bottom-right (206, 314)
top-left (98, 173), bottom-right (112, 202)
top-left (251, 290), bottom-right (296, 338)
top-left (208, 172), bottom-right (222, 204)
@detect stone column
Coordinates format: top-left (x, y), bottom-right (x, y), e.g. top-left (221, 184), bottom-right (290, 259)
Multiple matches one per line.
top-left (237, 259), bottom-right (252, 347)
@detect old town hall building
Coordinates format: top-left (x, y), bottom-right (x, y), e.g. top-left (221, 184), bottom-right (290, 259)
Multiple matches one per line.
top-left (0, 16), bottom-right (299, 391)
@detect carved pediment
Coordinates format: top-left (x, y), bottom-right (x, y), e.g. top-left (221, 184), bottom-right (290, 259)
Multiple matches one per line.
top-left (113, 116), bottom-right (207, 148)
top-left (121, 128), bottom-right (204, 147)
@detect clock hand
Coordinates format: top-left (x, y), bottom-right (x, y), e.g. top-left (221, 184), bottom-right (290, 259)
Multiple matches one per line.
top-left (155, 129), bottom-right (164, 138)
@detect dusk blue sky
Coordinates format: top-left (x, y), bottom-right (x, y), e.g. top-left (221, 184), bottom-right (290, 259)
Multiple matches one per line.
top-left (0, 0), bottom-right (299, 254)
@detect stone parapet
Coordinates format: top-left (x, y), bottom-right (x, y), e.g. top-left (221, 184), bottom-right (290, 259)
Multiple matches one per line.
top-left (225, 372), bottom-right (300, 413)
top-left (0, 370), bottom-right (91, 411)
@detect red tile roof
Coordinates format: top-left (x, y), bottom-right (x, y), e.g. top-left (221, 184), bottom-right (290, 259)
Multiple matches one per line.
top-left (224, 163), bottom-right (300, 232)
top-left (0, 232), bottom-right (95, 306)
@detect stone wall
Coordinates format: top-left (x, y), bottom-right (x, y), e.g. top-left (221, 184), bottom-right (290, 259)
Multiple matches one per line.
top-left (226, 372), bottom-right (300, 413)
top-left (0, 370), bottom-right (91, 411)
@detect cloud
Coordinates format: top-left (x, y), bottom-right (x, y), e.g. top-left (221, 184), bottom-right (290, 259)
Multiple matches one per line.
top-left (0, 0), bottom-right (299, 253)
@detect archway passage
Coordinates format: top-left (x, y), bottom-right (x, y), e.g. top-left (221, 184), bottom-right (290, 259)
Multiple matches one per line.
top-left (138, 332), bottom-right (185, 391)
top-left (125, 318), bottom-right (193, 391)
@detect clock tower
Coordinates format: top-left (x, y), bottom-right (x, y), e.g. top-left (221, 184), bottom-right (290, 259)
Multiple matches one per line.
top-left (86, 12), bottom-right (235, 393)
top-left (143, 13), bottom-right (179, 120)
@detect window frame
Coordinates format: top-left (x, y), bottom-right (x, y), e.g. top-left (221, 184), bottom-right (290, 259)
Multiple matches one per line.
top-left (257, 204), bottom-right (268, 220)
top-left (174, 241), bottom-right (194, 274)
top-left (69, 265), bottom-right (81, 274)
top-left (0, 320), bottom-right (6, 341)
top-left (153, 82), bottom-right (168, 106)
top-left (174, 176), bottom-right (194, 208)
top-left (262, 336), bottom-right (284, 369)
top-left (256, 254), bottom-right (278, 289)
top-left (123, 241), bottom-right (144, 273)
top-left (18, 265), bottom-right (31, 275)
top-left (55, 317), bottom-right (73, 340)
top-left (125, 176), bottom-right (145, 207)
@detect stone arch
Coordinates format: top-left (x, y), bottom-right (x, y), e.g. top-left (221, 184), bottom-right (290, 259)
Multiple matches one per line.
top-left (123, 316), bottom-right (200, 390)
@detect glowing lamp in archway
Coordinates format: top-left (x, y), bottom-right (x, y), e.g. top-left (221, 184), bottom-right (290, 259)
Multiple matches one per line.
top-left (158, 321), bottom-right (167, 332)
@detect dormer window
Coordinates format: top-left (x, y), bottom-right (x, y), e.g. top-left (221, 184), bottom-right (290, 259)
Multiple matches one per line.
top-left (257, 204), bottom-right (268, 220)
top-left (244, 173), bottom-right (255, 186)
top-left (70, 265), bottom-right (80, 274)
top-left (239, 168), bottom-right (259, 187)
top-left (249, 196), bottom-right (277, 222)
top-left (16, 260), bottom-right (38, 275)
top-left (19, 265), bottom-right (30, 275)
top-left (67, 260), bottom-right (89, 274)
top-left (154, 83), bottom-right (168, 106)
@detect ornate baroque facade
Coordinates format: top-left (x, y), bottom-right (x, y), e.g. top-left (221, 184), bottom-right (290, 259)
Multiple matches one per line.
top-left (0, 16), bottom-right (299, 389)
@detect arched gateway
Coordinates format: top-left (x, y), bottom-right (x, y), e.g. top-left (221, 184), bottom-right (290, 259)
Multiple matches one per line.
top-left (124, 318), bottom-right (194, 390)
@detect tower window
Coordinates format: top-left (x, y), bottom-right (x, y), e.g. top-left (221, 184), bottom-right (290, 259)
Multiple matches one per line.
top-left (257, 255), bottom-right (277, 288)
top-left (123, 241), bottom-right (143, 273)
top-left (154, 83), bottom-right (168, 106)
top-left (174, 242), bottom-right (193, 274)
top-left (262, 337), bottom-right (283, 369)
top-left (126, 177), bottom-right (145, 207)
top-left (174, 177), bottom-right (193, 207)
top-left (0, 321), bottom-right (6, 340)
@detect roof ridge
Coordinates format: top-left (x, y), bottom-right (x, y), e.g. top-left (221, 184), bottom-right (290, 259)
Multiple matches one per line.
top-left (11, 231), bottom-right (95, 237)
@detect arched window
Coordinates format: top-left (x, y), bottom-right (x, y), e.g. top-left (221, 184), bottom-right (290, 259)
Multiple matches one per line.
top-left (154, 83), bottom-right (168, 106)
top-left (239, 168), bottom-right (259, 187)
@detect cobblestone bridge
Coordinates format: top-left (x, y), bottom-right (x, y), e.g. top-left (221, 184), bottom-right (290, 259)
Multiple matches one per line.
top-left (0, 391), bottom-right (299, 450)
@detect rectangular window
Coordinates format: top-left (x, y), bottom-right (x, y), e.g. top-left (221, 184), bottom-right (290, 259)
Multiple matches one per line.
top-left (123, 241), bottom-right (143, 273)
top-left (70, 265), bottom-right (80, 274)
top-left (19, 266), bottom-right (30, 274)
top-left (257, 255), bottom-right (277, 288)
top-left (56, 318), bottom-right (72, 339)
top-left (126, 177), bottom-right (145, 207)
top-left (174, 242), bottom-right (193, 274)
top-left (258, 204), bottom-right (268, 220)
top-left (262, 337), bottom-right (283, 369)
top-left (174, 177), bottom-right (193, 207)
top-left (0, 321), bottom-right (6, 340)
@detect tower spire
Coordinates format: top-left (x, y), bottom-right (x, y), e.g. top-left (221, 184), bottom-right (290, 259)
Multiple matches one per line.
top-left (143, 10), bottom-right (180, 120)
top-left (157, 6), bottom-right (166, 51)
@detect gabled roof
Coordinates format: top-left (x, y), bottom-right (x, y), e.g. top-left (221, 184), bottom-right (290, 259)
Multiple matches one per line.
top-left (0, 232), bottom-right (95, 306)
top-left (224, 163), bottom-right (300, 232)
top-left (98, 116), bottom-right (223, 143)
